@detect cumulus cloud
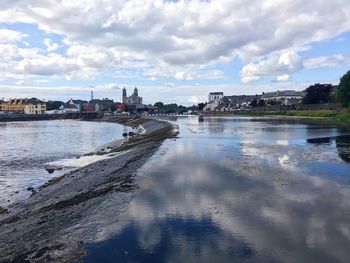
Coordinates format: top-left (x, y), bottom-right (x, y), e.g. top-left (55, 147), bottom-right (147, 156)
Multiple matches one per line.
top-left (0, 0), bottom-right (350, 83)
top-left (241, 51), bottom-right (303, 83)
top-left (304, 54), bottom-right (350, 69)
top-left (0, 29), bottom-right (26, 43)
top-left (43, 38), bottom-right (59, 52)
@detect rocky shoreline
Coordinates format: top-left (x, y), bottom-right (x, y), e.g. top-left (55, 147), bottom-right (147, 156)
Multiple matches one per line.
top-left (0, 117), bottom-right (176, 263)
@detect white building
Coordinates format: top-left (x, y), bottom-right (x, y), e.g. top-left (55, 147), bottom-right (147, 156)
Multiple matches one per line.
top-left (208, 92), bottom-right (224, 102)
top-left (58, 104), bottom-right (80, 113)
top-left (204, 100), bottom-right (220, 112)
top-left (262, 90), bottom-right (305, 101)
top-left (23, 98), bottom-right (46, 115)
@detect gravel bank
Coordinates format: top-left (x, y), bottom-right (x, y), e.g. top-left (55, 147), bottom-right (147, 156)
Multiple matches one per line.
top-left (0, 117), bottom-right (175, 263)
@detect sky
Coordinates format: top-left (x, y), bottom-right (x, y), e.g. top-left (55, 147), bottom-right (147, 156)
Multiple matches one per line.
top-left (0, 0), bottom-right (350, 105)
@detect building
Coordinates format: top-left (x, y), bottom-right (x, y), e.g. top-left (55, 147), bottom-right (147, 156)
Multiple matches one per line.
top-left (208, 92), bottom-right (224, 102)
top-left (66, 99), bottom-right (88, 112)
top-left (123, 87), bottom-right (143, 105)
top-left (1, 98), bottom-right (46, 114)
top-left (24, 98), bottom-right (47, 114)
top-left (1, 98), bottom-right (26, 113)
top-left (58, 104), bottom-right (80, 113)
top-left (261, 90), bottom-right (305, 105)
top-left (85, 99), bottom-right (115, 112)
top-left (204, 94), bottom-right (261, 112)
top-left (224, 95), bottom-right (261, 107)
top-left (0, 99), bottom-right (4, 112)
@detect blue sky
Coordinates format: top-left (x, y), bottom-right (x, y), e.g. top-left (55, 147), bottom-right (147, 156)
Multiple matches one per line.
top-left (0, 0), bottom-right (350, 105)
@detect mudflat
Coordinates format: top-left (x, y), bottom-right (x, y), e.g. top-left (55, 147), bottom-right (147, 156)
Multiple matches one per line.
top-left (0, 117), bottom-right (175, 263)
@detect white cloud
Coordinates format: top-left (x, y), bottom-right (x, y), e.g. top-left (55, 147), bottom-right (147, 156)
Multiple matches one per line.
top-left (0, 0), bottom-right (350, 83)
top-left (304, 54), bottom-right (350, 69)
top-left (241, 51), bottom-right (303, 83)
top-left (276, 74), bottom-right (291, 81)
top-left (164, 82), bottom-right (175, 87)
top-left (43, 38), bottom-right (59, 52)
top-left (0, 79), bottom-right (340, 105)
top-left (0, 29), bottom-right (26, 43)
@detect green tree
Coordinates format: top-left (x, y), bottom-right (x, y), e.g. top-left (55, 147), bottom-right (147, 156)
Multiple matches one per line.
top-left (303, 83), bottom-right (334, 104)
top-left (266, 100), bottom-right (281, 106)
top-left (46, 100), bottom-right (64, 110)
top-left (250, 99), bottom-right (258, 107)
top-left (258, 99), bottom-right (266, 107)
top-left (197, 103), bottom-right (205, 111)
top-left (154, 102), bottom-right (164, 109)
top-left (337, 70), bottom-right (350, 107)
top-left (110, 103), bottom-right (117, 112)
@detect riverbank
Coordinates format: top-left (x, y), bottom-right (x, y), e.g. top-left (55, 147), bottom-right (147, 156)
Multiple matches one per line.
top-left (0, 117), bottom-right (176, 263)
top-left (0, 112), bottom-right (99, 122)
top-left (206, 109), bottom-right (350, 130)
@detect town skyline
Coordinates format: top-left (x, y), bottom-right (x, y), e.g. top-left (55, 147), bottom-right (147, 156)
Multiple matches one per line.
top-left (0, 1), bottom-right (349, 105)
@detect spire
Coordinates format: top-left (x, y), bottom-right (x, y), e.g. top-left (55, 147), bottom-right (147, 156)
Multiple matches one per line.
top-left (122, 86), bottom-right (127, 102)
top-left (134, 86), bottom-right (138, 96)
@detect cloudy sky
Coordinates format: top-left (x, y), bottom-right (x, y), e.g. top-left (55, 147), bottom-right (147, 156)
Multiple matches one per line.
top-left (0, 0), bottom-right (350, 105)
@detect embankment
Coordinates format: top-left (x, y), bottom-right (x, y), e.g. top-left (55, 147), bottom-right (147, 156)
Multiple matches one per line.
top-left (0, 117), bottom-right (176, 263)
top-left (0, 112), bottom-right (99, 122)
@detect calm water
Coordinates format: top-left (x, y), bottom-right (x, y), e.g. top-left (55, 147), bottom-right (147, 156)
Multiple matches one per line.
top-left (81, 116), bottom-right (350, 263)
top-left (0, 120), bottom-right (127, 206)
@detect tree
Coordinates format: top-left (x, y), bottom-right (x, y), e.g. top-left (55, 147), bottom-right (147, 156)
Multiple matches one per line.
top-left (110, 103), bottom-right (117, 112)
top-left (266, 100), bottom-right (281, 106)
top-left (303, 83), bottom-right (334, 104)
top-left (250, 99), bottom-right (258, 107)
top-left (197, 103), bottom-right (205, 111)
top-left (154, 102), bottom-right (164, 109)
top-left (46, 100), bottom-right (64, 110)
top-left (125, 104), bottom-right (136, 113)
top-left (258, 99), bottom-right (266, 107)
top-left (337, 70), bottom-right (350, 107)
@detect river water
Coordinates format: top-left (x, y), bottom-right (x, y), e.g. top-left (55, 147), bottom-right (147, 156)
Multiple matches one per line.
top-left (81, 116), bottom-right (350, 263)
top-left (0, 120), bottom-right (128, 206)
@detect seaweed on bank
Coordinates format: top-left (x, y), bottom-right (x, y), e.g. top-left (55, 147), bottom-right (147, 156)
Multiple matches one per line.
top-left (111, 124), bottom-right (177, 153)
top-left (0, 206), bottom-right (7, 214)
top-left (39, 175), bottom-right (65, 190)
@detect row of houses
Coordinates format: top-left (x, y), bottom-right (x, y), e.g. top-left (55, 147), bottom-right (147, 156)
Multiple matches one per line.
top-left (0, 98), bottom-right (47, 114)
top-left (0, 88), bottom-right (153, 115)
top-left (0, 97), bottom-right (118, 115)
top-left (205, 90), bottom-right (306, 112)
top-left (47, 98), bottom-right (116, 114)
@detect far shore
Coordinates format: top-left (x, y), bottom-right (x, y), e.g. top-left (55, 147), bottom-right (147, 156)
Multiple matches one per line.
top-left (203, 109), bottom-right (350, 130)
top-left (0, 116), bottom-right (177, 263)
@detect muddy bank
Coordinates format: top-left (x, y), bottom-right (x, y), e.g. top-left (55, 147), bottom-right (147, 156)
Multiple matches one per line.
top-left (0, 117), bottom-right (176, 263)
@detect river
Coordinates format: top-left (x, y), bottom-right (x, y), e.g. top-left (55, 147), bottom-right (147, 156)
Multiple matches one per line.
top-left (80, 116), bottom-right (350, 263)
top-left (0, 120), bottom-right (128, 206)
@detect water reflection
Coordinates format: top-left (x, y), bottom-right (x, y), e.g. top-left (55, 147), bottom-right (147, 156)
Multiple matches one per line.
top-left (336, 136), bottom-right (350, 163)
top-left (80, 116), bottom-right (350, 263)
top-left (306, 135), bottom-right (350, 163)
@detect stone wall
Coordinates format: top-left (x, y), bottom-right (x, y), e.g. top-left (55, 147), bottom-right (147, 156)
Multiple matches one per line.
top-left (0, 112), bottom-right (99, 122)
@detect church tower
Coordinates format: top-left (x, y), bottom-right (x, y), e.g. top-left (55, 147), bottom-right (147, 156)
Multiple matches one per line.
top-left (134, 86), bottom-right (138, 97)
top-left (122, 87), bottom-right (127, 103)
